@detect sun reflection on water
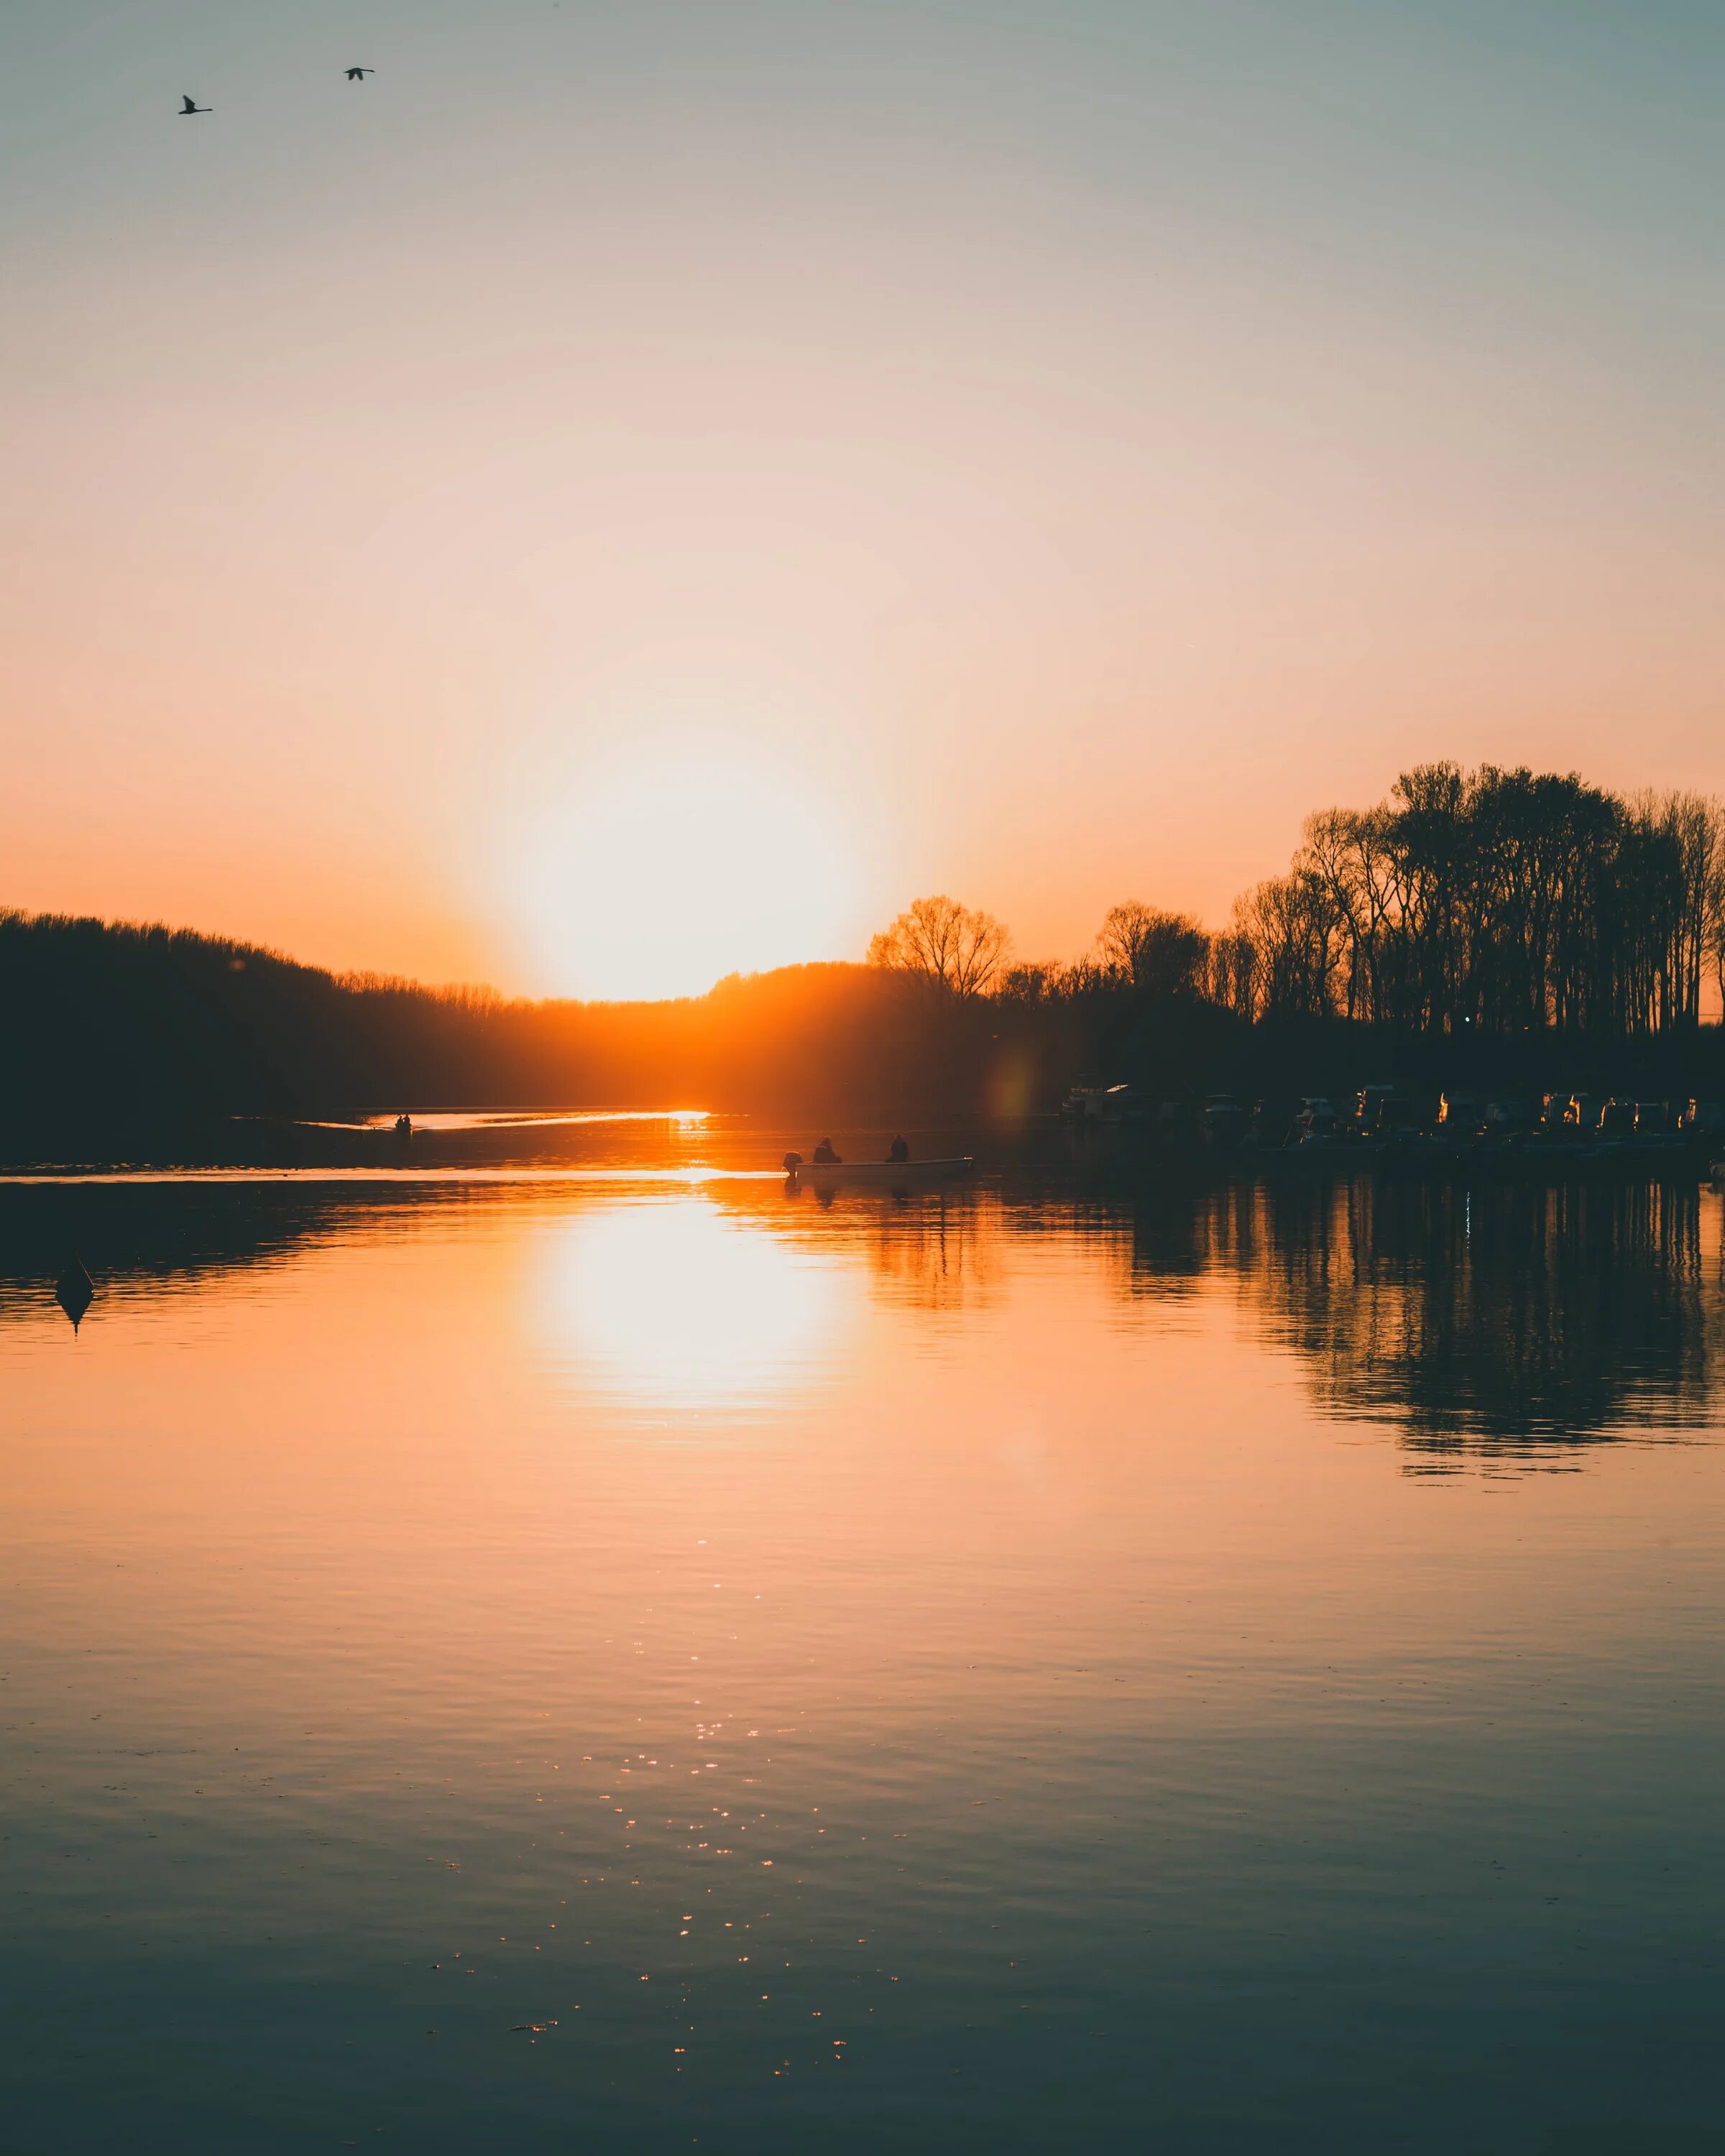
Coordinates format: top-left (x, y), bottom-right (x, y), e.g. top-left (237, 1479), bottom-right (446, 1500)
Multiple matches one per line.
top-left (536, 1195), bottom-right (857, 1416)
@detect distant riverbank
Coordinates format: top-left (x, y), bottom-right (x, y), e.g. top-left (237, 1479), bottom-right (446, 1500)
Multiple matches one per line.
top-left (9, 763), bottom-right (1725, 1140)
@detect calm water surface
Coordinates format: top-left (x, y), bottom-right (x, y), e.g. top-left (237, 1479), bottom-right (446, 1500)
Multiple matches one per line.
top-left (3, 1146), bottom-right (1724, 2152)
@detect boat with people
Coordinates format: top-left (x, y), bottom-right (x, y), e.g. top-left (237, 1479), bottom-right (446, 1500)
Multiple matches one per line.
top-left (783, 1144), bottom-right (975, 1186)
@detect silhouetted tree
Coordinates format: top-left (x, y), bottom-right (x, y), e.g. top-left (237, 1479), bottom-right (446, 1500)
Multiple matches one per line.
top-left (868, 895), bottom-right (1011, 999)
top-left (995, 960), bottom-right (1064, 1005)
top-left (1095, 902), bottom-right (1210, 998)
top-left (1231, 872), bottom-right (1340, 1018)
top-left (1205, 930), bottom-right (1259, 1020)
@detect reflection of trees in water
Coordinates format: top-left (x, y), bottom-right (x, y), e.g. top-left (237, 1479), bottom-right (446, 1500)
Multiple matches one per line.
top-left (0, 1182), bottom-right (482, 1325)
top-left (12, 1174), bottom-right (1722, 1467)
top-left (1121, 1176), bottom-right (1725, 1465)
top-left (859, 1193), bottom-right (1002, 1313)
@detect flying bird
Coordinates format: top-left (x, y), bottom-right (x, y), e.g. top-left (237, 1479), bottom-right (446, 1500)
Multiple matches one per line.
top-left (344, 67), bottom-right (374, 80)
top-left (180, 93), bottom-right (211, 114)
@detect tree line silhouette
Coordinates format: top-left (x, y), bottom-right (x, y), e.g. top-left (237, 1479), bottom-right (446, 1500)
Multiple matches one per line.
top-left (870, 765), bottom-right (1725, 1038)
top-left (4, 762), bottom-right (1723, 1150)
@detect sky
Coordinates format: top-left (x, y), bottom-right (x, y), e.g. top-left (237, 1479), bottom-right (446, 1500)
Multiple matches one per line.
top-left (3, 1), bottom-right (1724, 1000)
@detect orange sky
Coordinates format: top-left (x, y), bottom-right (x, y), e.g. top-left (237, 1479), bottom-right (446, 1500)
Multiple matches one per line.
top-left (5, 2), bottom-right (1724, 998)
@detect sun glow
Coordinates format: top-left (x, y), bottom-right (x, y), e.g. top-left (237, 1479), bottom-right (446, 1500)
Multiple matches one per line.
top-left (538, 1197), bottom-right (857, 1414)
top-left (497, 741), bottom-right (865, 1001)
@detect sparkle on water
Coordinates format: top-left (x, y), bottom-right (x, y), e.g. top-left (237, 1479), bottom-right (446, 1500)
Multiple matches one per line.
top-left (2, 1156), bottom-right (1722, 2153)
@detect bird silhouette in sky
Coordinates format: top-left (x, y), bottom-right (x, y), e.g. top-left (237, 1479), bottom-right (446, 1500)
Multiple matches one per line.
top-left (345, 67), bottom-right (374, 80)
top-left (180, 93), bottom-right (211, 114)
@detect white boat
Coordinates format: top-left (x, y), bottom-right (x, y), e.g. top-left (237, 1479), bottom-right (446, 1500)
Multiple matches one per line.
top-left (788, 1156), bottom-right (975, 1184)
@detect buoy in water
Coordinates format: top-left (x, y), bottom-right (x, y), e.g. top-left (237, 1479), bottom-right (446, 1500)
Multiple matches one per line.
top-left (55, 1261), bottom-right (94, 1332)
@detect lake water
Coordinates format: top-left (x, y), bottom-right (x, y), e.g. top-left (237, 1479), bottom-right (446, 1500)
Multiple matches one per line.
top-left (4, 1139), bottom-right (1724, 2153)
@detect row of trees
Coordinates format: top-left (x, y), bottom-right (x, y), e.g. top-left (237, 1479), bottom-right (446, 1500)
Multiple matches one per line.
top-left (869, 766), bottom-right (1725, 1038)
top-left (868, 893), bottom-right (1231, 1005)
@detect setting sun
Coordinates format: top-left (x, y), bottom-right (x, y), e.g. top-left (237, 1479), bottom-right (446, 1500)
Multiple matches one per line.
top-left (495, 740), bottom-right (867, 1001)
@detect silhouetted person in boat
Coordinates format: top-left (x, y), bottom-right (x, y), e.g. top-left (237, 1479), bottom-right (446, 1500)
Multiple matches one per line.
top-left (811, 1137), bottom-right (841, 1164)
top-left (394, 1112), bottom-right (412, 1138)
top-left (888, 1134), bottom-right (909, 1162)
top-left (180, 94), bottom-right (211, 114)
